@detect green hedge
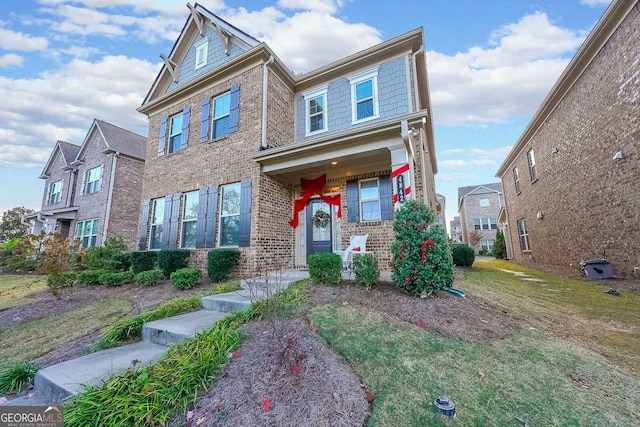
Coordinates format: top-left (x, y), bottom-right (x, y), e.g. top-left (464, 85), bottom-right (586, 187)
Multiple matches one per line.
top-left (130, 251), bottom-right (157, 274)
top-left (452, 244), bottom-right (475, 267)
top-left (157, 250), bottom-right (190, 278)
top-left (135, 269), bottom-right (165, 287)
top-left (171, 267), bottom-right (202, 290)
top-left (207, 249), bottom-right (240, 282)
top-left (98, 271), bottom-right (134, 287)
top-left (353, 253), bottom-right (379, 290)
top-left (308, 252), bottom-right (342, 285)
top-left (76, 269), bottom-right (108, 286)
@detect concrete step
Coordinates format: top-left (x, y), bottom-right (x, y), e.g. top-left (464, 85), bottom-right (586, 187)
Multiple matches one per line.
top-left (142, 310), bottom-right (228, 346)
top-left (33, 341), bottom-right (166, 405)
top-left (201, 289), bottom-right (255, 312)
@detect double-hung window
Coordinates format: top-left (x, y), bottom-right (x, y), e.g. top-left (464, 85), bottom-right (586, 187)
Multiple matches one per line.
top-left (85, 166), bottom-right (102, 194)
top-left (527, 149), bottom-right (537, 182)
top-left (75, 218), bottom-right (99, 248)
top-left (48, 180), bottom-right (63, 204)
top-left (475, 218), bottom-right (497, 230)
top-left (349, 67), bottom-right (379, 123)
top-left (513, 167), bottom-right (521, 193)
top-left (181, 191), bottom-right (199, 248)
top-left (359, 178), bottom-right (381, 221)
top-left (517, 218), bottom-right (530, 251)
top-left (304, 87), bottom-right (328, 136)
top-left (220, 183), bottom-right (241, 246)
top-left (168, 113), bottom-right (184, 154)
top-left (149, 198), bottom-right (165, 250)
top-left (212, 92), bottom-right (231, 139)
top-left (481, 239), bottom-right (495, 252)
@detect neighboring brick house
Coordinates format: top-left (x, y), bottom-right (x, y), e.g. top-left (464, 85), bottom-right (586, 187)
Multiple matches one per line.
top-left (24, 119), bottom-right (147, 250)
top-left (496, 0), bottom-right (639, 277)
top-left (136, 4), bottom-right (438, 272)
top-left (450, 216), bottom-right (462, 243)
top-left (436, 193), bottom-right (447, 234)
top-left (457, 183), bottom-right (503, 254)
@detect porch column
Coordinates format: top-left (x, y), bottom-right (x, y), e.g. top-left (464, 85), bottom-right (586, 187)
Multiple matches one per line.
top-left (389, 147), bottom-right (414, 211)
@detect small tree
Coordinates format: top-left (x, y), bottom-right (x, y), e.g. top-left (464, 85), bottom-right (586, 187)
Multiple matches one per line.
top-left (493, 229), bottom-right (506, 259)
top-left (38, 235), bottom-right (83, 297)
top-left (391, 200), bottom-right (454, 297)
top-left (467, 229), bottom-right (483, 249)
top-left (0, 207), bottom-right (33, 243)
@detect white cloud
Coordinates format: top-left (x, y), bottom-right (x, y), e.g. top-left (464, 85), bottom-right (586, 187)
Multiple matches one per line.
top-left (471, 146), bottom-right (513, 159)
top-left (277, 0), bottom-right (344, 14)
top-left (441, 148), bottom-right (464, 155)
top-left (580, 0), bottom-right (611, 6)
top-left (0, 53), bottom-right (24, 68)
top-left (0, 55), bottom-right (158, 168)
top-left (436, 172), bottom-right (478, 182)
top-left (0, 24), bottom-right (49, 51)
top-left (439, 159), bottom-right (495, 168)
top-left (428, 12), bottom-right (585, 125)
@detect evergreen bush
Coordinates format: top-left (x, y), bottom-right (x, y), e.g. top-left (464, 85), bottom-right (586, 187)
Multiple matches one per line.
top-left (76, 269), bottom-right (108, 286)
top-left (493, 229), bottom-right (507, 259)
top-left (451, 244), bottom-right (475, 266)
top-left (308, 252), bottom-right (342, 285)
top-left (135, 269), bottom-right (165, 286)
top-left (391, 200), bottom-right (454, 296)
top-left (157, 250), bottom-right (190, 278)
top-left (170, 267), bottom-right (202, 290)
top-left (130, 251), bottom-right (158, 274)
top-left (98, 271), bottom-right (134, 287)
top-left (207, 249), bottom-right (240, 282)
top-left (353, 253), bottom-right (379, 290)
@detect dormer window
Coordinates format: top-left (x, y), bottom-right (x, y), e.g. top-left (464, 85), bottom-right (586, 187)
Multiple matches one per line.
top-left (194, 38), bottom-right (209, 70)
top-left (349, 67), bottom-right (379, 123)
top-left (303, 86), bottom-right (328, 137)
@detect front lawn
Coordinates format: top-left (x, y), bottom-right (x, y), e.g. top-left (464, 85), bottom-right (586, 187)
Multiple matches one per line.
top-left (0, 274), bottom-right (47, 311)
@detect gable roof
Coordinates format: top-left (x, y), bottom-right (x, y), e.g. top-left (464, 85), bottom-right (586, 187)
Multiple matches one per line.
top-left (143, 3), bottom-right (260, 105)
top-left (458, 182), bottom-right (503, 206)
top-left (73, 119), bottom-right (146, 164)
top-left (496, 0), bottom-right (636, 177)
top-left (39, 140), bottom-right (80, 179)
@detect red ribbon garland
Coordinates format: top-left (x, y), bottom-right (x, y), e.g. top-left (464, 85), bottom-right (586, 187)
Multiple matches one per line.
top-left (289, 174), bottom-right (342, 228)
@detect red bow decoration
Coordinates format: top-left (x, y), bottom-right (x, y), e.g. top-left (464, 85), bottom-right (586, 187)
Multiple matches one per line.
top-left (289, 174), bottom-right (342, 228)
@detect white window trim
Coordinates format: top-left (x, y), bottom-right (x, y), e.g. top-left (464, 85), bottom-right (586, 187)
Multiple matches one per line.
top-left (518, 219), bottom-right (530, 251)
top-left (49, 180), bottom-right (63, 204)
top-left (359, 177), bottom-right (381, 222)
top-left (180, 191), bottom-right (198, 249)
top-left (348, 67), bottom-right (380, 124)
top-left (85, 166), bottom-right (102, 195)
top-left (212, 91), bottom-right (231, 139)
top-left (194, 38), bottom-right (209, 70)
top-left (513, 167), bottom-right (521, 193)
top-left (527, 149), bottom-right (538, 182)
top-left (218, 183), bottom-right (241, 248)
top-left (75, 218), bottom-right (99, 248)
top-left (479, 198), bottom-right (490, 207)
top-left (149, 198), bottom-right (165, 251)
top-left (168, 113), bottom-right (183, 154)
top-left (303, 86), bottom-right (328, 137)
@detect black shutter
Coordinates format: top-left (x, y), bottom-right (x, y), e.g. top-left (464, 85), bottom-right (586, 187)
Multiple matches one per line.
top-left (200, 98), bottom-right (210, 143)
top-left (347, 180), bottom-right (359, 223)
top-left (138, 199), bottom-right (150, 250)
top-left (158, 116), bottom-right (167, 156)
top-left (195, 187), bottom-right (208, 248)
top-left (380, 175), bottom-right (393, 220)
top-left (204, 186), bottom-right (218, 248)
top-left (161, 194), bottom-right (172, 249)
top-left (228, 84), bottom-right (240, 133)
top-left (180, 106), bottom-right (191, 150)
top-left (168, 193), bottom-right (181, 249)
top-left (238, 178), bottom-right (251, 247)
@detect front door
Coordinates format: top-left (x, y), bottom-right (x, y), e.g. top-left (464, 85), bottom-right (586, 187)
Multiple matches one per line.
top-left (306, 200), bottom-right (332, 256)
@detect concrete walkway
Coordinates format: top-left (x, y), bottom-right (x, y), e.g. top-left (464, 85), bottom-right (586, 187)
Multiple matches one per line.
top-left (1, 270), bottom-right (310, 407)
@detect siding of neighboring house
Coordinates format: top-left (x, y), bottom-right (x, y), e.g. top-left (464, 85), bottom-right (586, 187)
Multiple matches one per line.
top-left (294, 55), bottom-right (410, 142)
top-left (499, 3), bottom-right (640, 276)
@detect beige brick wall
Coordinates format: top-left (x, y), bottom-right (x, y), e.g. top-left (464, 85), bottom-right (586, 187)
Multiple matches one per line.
top-left (459, 192), bottom-right (502, 253)
top-left (266, 70), bottom-right (295, 148)
top-left (109, 156), bottom-right (145, 250)
top-left (501, 5), bottom-right (640, 277)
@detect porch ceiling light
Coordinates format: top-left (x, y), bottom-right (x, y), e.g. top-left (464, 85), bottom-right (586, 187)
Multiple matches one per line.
top-left (331, 161), bottom-right (338, 165)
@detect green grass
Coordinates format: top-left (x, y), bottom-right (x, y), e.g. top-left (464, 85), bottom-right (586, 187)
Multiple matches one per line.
top-left (464, 260), bottom-right (640, 371)
top-left (308, 303), bottom-right (640, 427)
top-left (0, 361), bottom-right (39, 393)
top-left (0, 298), bottom-right (132, 371)
top-left (0, 274), bottom-right (47, 311)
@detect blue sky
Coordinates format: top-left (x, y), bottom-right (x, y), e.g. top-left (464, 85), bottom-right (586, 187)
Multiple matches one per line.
top-left (0, 0), bottom-right (611, 229)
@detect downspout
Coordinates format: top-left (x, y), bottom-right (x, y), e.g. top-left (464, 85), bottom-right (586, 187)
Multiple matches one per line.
top-left (102, 152), bottom-right (119, 245)
top-left (261, 55), bottom-right (275, 148)
top-left (411, 45), bottom-right (424, 111)
top-left (417, 127), bottom-right (429, 206)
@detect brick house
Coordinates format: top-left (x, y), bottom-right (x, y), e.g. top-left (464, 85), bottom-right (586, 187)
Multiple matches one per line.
top-left (136, 3), bottom-right (438, 272)
top-left (450, 216), bottom-right (462, 243)
top-left (457, 183), bottom-right (503, 254)
top-left (23, 119), bottom-right (147, 250)
top-left (496, 0), bottom-right (639, 277)
top-left (436, 193), bottom-right (447, 234)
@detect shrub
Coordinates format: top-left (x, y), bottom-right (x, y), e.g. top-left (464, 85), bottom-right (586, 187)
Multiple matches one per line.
top-left (308, 252), bottom-right (342, 285)
top-left (207, 249), bottom-right (240, 282)
top-left (76, 269), bottom-right (108, 286)
top-left (112, 252), bottom-right (131, 272)
top-left (39, 234), bottom-right (83, 296)
top-left (493, 229), bottom-right (506, 259)
top-left (478, 249), bottom-right (488, 256)
top-left (171, 267), bottom-right (202, 290)
top-left (46, 271), bottom-right (78, 291)
top-left (0, 361), bottom-right (38, 394)
top-left (98, 271), bottom-right (134, 287)
top-left (157, 250), bottom-right (191, 277)
top-left (452, 244), bottom-right (475, 266)
top-left (353, 253), bottom-right (379, 290)
top-left (136, 269), bottom-right (165, 286)
top-left (391, 200), bottom-right (454, 296)
top-left (130, 251), bottom-right (158, 274)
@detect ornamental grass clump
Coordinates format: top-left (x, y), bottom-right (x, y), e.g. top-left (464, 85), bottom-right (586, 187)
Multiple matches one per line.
top-left (391, 200), bottom-right (454, 296)
top-left (0, 361), bottom-right (38, 394)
